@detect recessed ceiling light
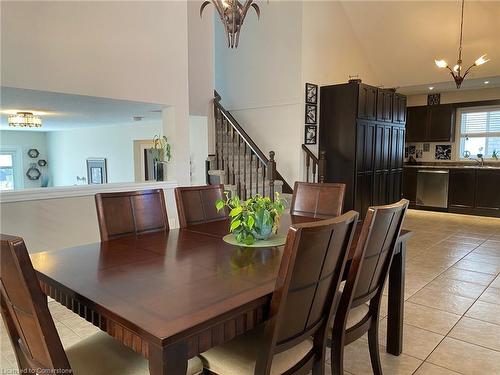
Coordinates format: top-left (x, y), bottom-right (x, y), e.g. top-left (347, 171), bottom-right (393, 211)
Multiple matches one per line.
top-left (132, 116), bottom-right (144, 122)
top-left (429, 87), bottom-right (434, 90)
top-left (484, 81), bottom-right (490, 84)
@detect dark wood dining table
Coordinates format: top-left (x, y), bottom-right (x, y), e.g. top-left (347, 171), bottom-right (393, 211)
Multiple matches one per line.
top-left (31, 214), bottom-right (411, 375)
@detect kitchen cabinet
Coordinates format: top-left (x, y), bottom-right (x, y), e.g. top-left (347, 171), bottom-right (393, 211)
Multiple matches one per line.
top-left (393, 94), bottom-right (407, 124)
top-left (403, 168), bottom-right (417, 204)
top-left (358, 84), bottom-right (378, 120)
top-left (377, 89), bottom-right (394, 122)
top-left (448, 169), bottom-right (476, 209)
top-left (476, 169), bottom-right (500, 212)
top-left (405, 104), bottom-right (456, 142)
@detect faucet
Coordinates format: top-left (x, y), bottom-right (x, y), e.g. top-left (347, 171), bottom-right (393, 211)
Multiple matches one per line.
top-left (473, 154), bottom-right (484, 167)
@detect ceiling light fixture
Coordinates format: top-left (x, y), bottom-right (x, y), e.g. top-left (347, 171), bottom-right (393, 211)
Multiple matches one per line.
top-left (434, 0), bottom-right (489, 89)
top-left (429, 87), bottom-right (435, 90)
top-left (484, 81), bottom-right (490, 84)
top-left (200, 0), bottom-right (265, 48)
top-left (8, 112), bottom-right (42, 128)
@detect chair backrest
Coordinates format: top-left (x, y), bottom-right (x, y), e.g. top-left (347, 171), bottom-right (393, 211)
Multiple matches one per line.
top-left (0, 235), bottom-right (70, 373)
top-left (95, 189), bottom-right (169, 241)
top-left (290, 182), bottom-right (346, 218)
top-left (341, 199), bottom-right (409, 314)
top-left (174, 184), bottom-right (227, 228)
top-left (255, 211), bottom-right (359, 374)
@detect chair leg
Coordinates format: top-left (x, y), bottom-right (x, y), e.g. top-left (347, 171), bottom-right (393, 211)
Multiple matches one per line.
top-left (368, 322), bottom-right (383, 375)
top-left (312, 356), bottom-right (325, 375)
top-left (329, 339), bottom-right (344, 375)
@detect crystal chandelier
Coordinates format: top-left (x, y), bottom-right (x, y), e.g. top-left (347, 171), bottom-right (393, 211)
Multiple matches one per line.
top-left (200, 0), bottom-right (263, 48)
top-left (8, 112), bottom-right (42, 128)
top-left (434, 0), bottom-right (489, 89)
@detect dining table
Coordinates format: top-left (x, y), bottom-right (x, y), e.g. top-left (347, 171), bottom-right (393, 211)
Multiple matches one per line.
top-left (31, 213), bottom-right (411, 375)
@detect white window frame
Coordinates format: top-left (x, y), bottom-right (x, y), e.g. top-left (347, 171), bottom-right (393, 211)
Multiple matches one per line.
top-left (456, 105), bottom-right (500, 160)
top-left (0, 147), bottom-right (24, 190)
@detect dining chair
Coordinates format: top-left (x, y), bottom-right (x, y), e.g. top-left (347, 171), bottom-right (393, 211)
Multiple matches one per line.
top-left (329, 199), bottom-right (409, 375)
top-left (0, 234), bottom-right (203, 375)
top-left (95, 189), bottom-right (169, 241)
top-left (199, 210), bottom-right (359, 375)
top-left (290, 181), bottom-right (346, 218)
top-left (175, 184), bottom-right (227, 228)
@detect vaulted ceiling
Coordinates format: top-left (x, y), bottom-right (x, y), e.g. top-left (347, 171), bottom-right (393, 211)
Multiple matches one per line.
top-left (340, 1), bottom-right (500, 91)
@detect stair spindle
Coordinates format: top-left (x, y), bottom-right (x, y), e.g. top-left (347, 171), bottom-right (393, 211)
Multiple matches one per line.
top-left (268, 151), bottom-right (276, 201)
top-left (305, 154), bottom-right (310, 183)
top-left (319, 151), bottom-right (326, 183)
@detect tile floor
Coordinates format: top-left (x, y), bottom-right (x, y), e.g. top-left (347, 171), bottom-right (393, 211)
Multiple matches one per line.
top-left (1, 209), bottom-right (500, 374)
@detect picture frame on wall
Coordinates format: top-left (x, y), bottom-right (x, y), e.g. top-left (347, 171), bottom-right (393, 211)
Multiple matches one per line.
top-left (305, 83), bottom-right (318, 104)
top-left (87, 158), bottom-right (107, 184)
top-left (304, 125), bottom-right (317, 145)
top-left (305, 104), bottom-right (317, 124)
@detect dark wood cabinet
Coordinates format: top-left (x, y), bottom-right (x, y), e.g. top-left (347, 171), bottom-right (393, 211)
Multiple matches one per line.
top-left (448, 169), bottom-right (476, 209)
top-left (320, 82), bottom-right (406, 218)
top-left (405, 104), bottom-right (456, 142)
top-left (476, 169), bottom-right (500, 212)
top-left (403, 168), bottom-right (417, 205)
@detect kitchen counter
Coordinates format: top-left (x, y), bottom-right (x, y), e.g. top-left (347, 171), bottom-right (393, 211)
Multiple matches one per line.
top-left (404, 164), bottom-right (500, 170)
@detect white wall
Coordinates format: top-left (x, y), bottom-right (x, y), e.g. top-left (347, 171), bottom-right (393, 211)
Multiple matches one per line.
top-left (46, 122), bottom-right (162, 187)
top-left (189, 116), bottom-right (209, 185)
top-left (0, 130), bottom-right (49, 188)
top-left (0, 1), bottom-right (204, 185)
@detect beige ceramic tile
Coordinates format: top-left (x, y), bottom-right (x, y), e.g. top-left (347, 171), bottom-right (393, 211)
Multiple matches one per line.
top-left (428, 337), bottom-right (500, 375)
top-left (414, 362), bottom-right (463, 375)
top-left (408, 288), bottom-right (475, 315)
top-left (438, 267), bottom-right (496, 286)
top-left (465, 300), bottom-right (500, 325)
top-left (378, 318), bottom-right (444, 360)
top-left (478, 286), bottom-right (500, 305)
top-left (449, 317), bottom-right (500, 351)
top-left (343, 339), bottom-right (422, 375)
top-left (471, 246), bottom-right (500, 257)
top-left (453, 259), bottom-right (500, 275)
top-left (491, 275), bottom-right (500, 288)
top-left (464, 252), bottom-right (500, 265)
top-left (404, 302), bottom-right (462, 335)
top-left (422, 277), bottom-right (487, 299)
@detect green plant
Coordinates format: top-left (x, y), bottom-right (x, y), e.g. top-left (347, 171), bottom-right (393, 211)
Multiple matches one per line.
top-left (151, 135), bottom-right (172, 162)
top-left (216, 193), bottom-right (285, 245)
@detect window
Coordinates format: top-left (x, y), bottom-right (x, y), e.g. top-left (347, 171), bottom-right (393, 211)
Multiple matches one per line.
top-left (0, 152), bottom-right (16, 190)
top-left (458, 106), bottom-right (500, 159)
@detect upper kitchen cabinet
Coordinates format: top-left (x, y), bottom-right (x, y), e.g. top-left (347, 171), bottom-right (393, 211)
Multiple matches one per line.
top-left (393, 94), bottom-right (407, 124)
top-left (406, 104), bottom-right (456, 142)
top-left (358, 84), bottom-right (378, 120)
top-left (377, 89), bottom-right (394, 122)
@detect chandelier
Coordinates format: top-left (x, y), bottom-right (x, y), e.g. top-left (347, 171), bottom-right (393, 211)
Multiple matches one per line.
top-left (8, 112), bottom-right (42, 128)
top-left (434, 0), bottom-right (489, 89)
top-left (200, 0), bottom-right (263, 48)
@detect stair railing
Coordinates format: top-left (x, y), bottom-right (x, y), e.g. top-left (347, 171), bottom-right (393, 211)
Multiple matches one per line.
top-left (214, 91), bottom-right (290, 200)
top-left (302, 144), bottom-right (326, 183)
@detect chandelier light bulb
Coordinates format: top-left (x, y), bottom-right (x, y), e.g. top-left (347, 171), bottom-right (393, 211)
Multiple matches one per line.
top-left (453, 64), bottom-right (460, 72)
top-left (474, 54), bottom-right (489, 66)
top-left (435, 60), bottom-right (448, 68)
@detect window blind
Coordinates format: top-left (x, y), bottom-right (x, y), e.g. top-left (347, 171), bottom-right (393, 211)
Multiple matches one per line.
top-left (461, 109), bottom-right (500, 135)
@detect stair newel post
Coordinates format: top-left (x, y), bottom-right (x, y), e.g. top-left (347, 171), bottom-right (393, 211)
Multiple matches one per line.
top-left (318, 151), bottom-right (326, 183)
top-left (312, 159), bottom-right (317, 183)
top-left (305, 154), bottom-right (311, 183)
top-left (268, 151), bottom-right (276, 201)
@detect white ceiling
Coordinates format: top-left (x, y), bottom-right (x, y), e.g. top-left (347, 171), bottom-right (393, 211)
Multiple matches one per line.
top-left (340, 1), bottom-right (500, 94)
top-left (0, 87), bottom-right (165, 131)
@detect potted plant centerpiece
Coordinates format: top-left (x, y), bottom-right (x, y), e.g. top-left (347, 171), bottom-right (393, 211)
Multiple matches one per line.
top-left (150, 135), bottom-right (171, 181)
top-left (216, 193), bottom-right (285, 246)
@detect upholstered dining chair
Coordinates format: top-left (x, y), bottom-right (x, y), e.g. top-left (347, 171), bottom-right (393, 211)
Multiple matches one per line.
top-left (95, 189), bottom-right (169, 241)
top-left (290, 182), bottom-right (346, 218)
top-left (199, 210), bottom-right (359, 375)
top-left (329, 199), bottom-right (409, 375)
top-left (0, 234), bottom-right (203, 375)
top-left (175, 184), bottom-right (227, 228)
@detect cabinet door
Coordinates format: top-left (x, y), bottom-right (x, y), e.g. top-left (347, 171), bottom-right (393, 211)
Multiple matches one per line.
top-left (373, 171), bottom-right (389, 205)
top-left (377, 90), bottom-right (394, 122)
top-left (406, 106), bottom-right (428, 142)
top-left (389, 126), bottom-right (404, 170)
top-left (356, 121), bottom-right (375, 172)
top-left (393, 94), bottom-right (407, 123)
top-left (356, 173), bottom-right (374, 218)
top-left (358, 84), bottom-right (377, 120)
top-left (448, 169), bottom-right (476, 209)
top-left (428, 104), bottom-right (456, 142)
top-left (475, 170), bottom-right (500, 211)
top-left (403, 168), bottom-right (417, 204)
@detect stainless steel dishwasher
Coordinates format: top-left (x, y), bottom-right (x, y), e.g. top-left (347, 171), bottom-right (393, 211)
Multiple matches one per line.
top-left (416, 169), bottom-right (449, 208)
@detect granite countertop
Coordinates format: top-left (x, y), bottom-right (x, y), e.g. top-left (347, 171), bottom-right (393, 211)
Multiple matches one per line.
top-left (404, 163), bottom-right (500, 170)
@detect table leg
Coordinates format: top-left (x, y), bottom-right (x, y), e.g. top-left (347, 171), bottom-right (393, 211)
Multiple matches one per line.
top-left (149, 341), bottom-right (188, 375)
top-left (386, 240), bottom-right (405, 355)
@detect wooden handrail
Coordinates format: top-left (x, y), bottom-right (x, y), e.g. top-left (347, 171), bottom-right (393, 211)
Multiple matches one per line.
top-left (302, 144), bottom-right (326, 183)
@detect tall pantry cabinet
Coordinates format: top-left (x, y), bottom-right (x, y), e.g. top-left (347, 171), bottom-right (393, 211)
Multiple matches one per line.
top-left (319, 81), bottom-right (407, 218)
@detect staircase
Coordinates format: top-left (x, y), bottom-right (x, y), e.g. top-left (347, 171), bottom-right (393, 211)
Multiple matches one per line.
top-left (206, 92), bottom-right (293, 200)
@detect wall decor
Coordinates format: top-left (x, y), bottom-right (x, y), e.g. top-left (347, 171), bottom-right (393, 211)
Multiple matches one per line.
top-left (37, 159), bottom-right (47, 167)
top-left (435, 145), bottom-right (452, 160)
top-left (305, 104), bottom-right (317, 124)
top-left (26, 165), bottom-right (41, 180)
top-left (416, 149), bottom-right (423, 158)
top-left (305, 83), bottom-right (318, 104)
top-left (405, 147), bottom-right (409, 158)
top-left (427, 93), bottom-right (441, 106)
top-left (27, 149), bottom-right (40, 158)
top-left (86, 158), bottom-right (107, 184)
top-left (304, 125), bottom-right (317, 145)
top-left (407, 145), bottom-right (416, 156)
top-left (423, 143), bottom-right (430, 152)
